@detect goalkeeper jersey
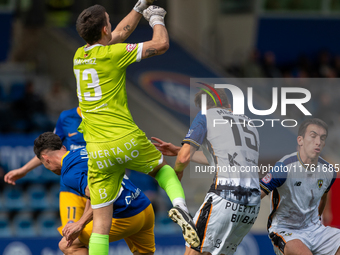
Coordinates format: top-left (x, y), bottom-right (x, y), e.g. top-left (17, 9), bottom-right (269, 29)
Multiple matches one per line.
top-left (73, 43), bottom-right (143, 142)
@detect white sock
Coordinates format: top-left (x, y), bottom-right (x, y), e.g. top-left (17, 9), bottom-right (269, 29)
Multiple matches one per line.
top-left (172, 197), bottom-right (189, 213)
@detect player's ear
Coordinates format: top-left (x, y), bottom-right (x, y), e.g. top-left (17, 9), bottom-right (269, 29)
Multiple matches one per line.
top-left (103, 25), bottom-right (109, 36)
top-left (297, 136), bottom-right (303, 146)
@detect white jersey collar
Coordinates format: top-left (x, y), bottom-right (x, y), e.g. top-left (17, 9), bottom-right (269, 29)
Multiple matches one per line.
top-left (84, 44), bottom-right (103, 51)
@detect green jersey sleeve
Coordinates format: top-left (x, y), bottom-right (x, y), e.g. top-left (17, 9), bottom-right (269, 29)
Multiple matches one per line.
top-left (108, 43), bottom-right (143, 69)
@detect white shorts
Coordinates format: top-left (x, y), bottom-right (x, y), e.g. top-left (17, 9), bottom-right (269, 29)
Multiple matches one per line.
top-left (269, 223), bottom-right (340, 255)
top-left (186, 192), bottom-right (260, 255)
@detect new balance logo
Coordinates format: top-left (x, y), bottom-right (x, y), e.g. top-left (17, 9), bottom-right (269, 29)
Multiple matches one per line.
top-left (294, 181), bottom-right (302, 186)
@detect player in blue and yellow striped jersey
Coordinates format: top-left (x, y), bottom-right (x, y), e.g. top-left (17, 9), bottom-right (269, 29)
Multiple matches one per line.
top-left (33, 132), bottom-right (155, 254)
top-left (4, 107), bottom-right (88, 236)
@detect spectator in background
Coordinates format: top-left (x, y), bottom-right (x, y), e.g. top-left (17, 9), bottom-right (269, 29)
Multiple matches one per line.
top-left (262, 51), bottom-right (281, 78)
top-left (316, 50), bottom-right (333, 78)
top-left (243, 49), bottom-right (264, 78)
top-left (12, 80), bottom-right (52, 133)
top-left (315, 93), bottom-right (335, 126)
top-left (333, 56), bottom-right (340, 77)
top-left (44, 81), bottom-right (75, 124)
top-left (10, 0), bottom-right (46, 64)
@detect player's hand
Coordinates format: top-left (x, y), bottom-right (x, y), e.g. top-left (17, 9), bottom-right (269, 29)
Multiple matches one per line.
top-left (134, 0), bottom-right (156, 14)
top-left (4, 168), bottom-right (27, 185)
top-left (62, 222), bottom-right (83, 247)
top-left (143, 6), bottom-right (166, 28)
top-left (151, 137), bottom-right (180, 156)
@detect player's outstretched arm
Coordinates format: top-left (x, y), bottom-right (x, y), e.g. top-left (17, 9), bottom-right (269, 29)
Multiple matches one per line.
top-left (109, 0), bottom-right (155, 44)
top-left (174, 143), bottom-right (198, 181)
top-left (142, 6), bottom-right (169, 59)
top-left (4, 156), bottom-right (42, 185)
top-left (151, 137), bottom-right (181, 156)
top-left (152, 137), bottom-right (209, 165)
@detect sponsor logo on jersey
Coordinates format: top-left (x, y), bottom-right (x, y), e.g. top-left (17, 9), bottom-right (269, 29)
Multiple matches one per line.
top-left (186, 129), bottom-right (193, 138)
top-left (68, 132), bottom-right (78, 137)
top-left (126, 44), bottom-right (137, 52)
top-left (318, 179), bottom-right (323, 189)
top-left (228, 152), bottom-right (240, 166)
top-left (262, 173), bottom-right (272, 184)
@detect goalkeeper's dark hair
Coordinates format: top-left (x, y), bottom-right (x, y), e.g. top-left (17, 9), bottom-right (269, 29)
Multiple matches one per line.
top-left (194, 88), bottom-right (229, 109)
top-left (298, 118), bottom-right (328, 138)
top-left (76, 5), bottom-right (107, 45)
top-left (34, 132), bottom-right (63, 159)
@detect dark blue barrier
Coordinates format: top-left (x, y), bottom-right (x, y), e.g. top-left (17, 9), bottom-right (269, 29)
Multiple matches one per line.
top-left (0, 233), bottom-right (275, 255)
top-left (0, 13), bottom-right (13, 61)
top-left (257, 17), bottom-right (340, 65)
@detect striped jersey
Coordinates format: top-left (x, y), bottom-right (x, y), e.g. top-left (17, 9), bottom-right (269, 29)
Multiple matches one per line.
top-left (183, 108), bottom-right (261, 206)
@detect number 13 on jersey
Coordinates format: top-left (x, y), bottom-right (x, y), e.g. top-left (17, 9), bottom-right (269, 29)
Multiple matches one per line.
top-left (75, 68), bottom-right (102, 102)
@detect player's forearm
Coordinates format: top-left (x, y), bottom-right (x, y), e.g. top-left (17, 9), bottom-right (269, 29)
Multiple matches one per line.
top-left (261, 190), bottom-right (268, 199)
top-left (151, 25), bottom-right (169, 54)
top-left (142, 25), bottom-right (169, 59)
top-left (77, 200), bottom-right (93, 228)
top-left (191, 151), bottom-right (209, 165)
top-left (22, 156), bottom-right (43, 172)
top-left (174, 148), bottom-right (191, 173)
top-left (110, 10), bottom-right (142, 44)
top-left (174, 159), bottom-right (189, 173)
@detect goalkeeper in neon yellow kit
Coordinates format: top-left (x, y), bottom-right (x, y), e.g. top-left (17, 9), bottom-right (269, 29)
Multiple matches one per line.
top-left (73, 2), bottom-right (199, 254)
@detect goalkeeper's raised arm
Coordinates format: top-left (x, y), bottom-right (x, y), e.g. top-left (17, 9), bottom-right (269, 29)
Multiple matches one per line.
top-left (141, 5), bottom-right (169, 59)
top-left (109, 0), bottom-right (155, 44)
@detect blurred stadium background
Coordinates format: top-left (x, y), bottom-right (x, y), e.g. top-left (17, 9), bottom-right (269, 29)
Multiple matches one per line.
top-left (0, 0), bottom-right (340, 254)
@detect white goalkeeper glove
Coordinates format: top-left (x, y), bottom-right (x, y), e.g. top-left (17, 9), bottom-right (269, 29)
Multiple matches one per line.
top-left (134, 0), bottom-right (155, 14)
top-left (143, 5), bottom-right (166, 28)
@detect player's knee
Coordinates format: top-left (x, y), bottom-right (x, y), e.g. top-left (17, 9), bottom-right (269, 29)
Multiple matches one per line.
top-left (58, 237), bottom-right (68, 253)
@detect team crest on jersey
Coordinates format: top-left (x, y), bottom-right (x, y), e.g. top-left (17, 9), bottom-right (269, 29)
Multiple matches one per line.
top-left (126, 44), bottom-right (137, 52)
top-left (262, 173), bottom-right (272, 184)
top-left (84, 53), bottom-right (88, 58)
top-left (318, 179), bottom-right (323, 189)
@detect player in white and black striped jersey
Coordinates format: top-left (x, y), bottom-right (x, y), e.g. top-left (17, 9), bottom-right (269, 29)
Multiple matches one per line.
top-left (156, 88), bottom-right (261, 255)
top-left (260, 118), bottom-right (340, 255)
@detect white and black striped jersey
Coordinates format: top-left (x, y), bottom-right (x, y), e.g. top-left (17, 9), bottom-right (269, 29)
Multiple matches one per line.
top-left (183, 108), bottom-right (261, 206)
top-left (260, 152), bottom-right (336, 230)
